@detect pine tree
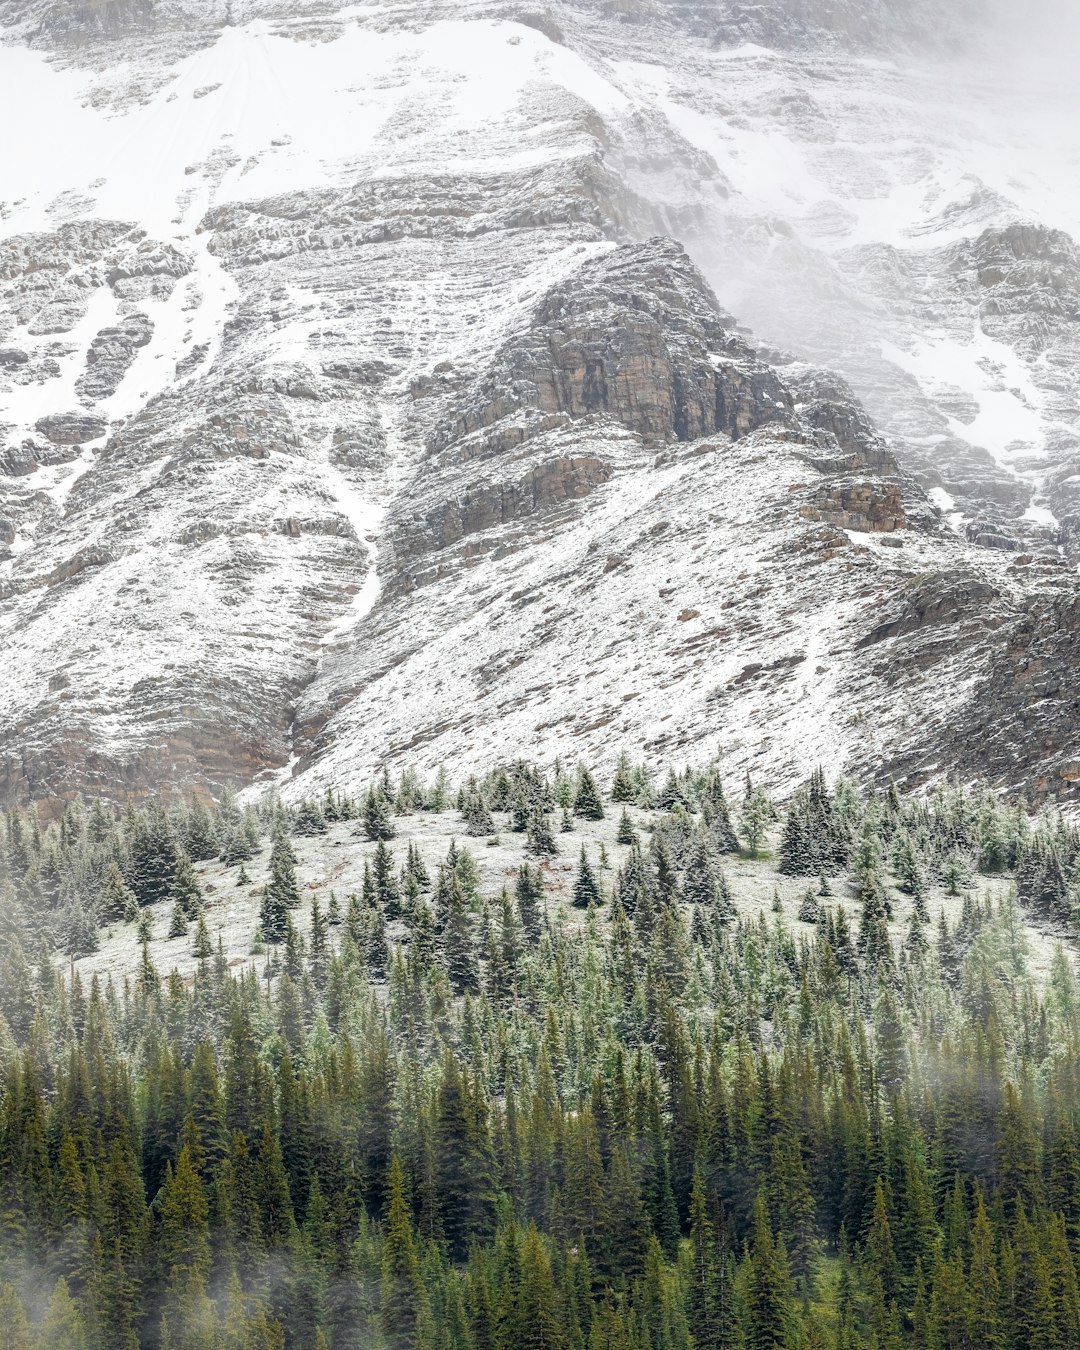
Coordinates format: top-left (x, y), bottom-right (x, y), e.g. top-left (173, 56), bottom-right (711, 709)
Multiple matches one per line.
top-left (686, 1166), bottom-right (725, 1350)
top-left (526, 807), bottom-right (558, 858)
top-left (574, 768), bottom-right (605, 821)
top-left (514, 1226), bottom-right (567, 1350)
top-left (573, 846), bottom-right (602, 909)
top-left (967, 1194), bottom-right (1003, 1350)
top-left (261, 831), bottom-right (300, 943)
top-left (865, 1177), bottom-right (899, 1306)
top-left (192, 912), bottom-right (212, 959)
top-left (740, 788), bottom-right (774, 859)
top-left (37, 1278), bottom-right (88, 1349)
top-left (182, 794), bottom-right (220, 860)
top-left (373, 839), bottom-right (402, 918)
top-left (130, 804), bottom-right (184, 907)
top-left (293, 798), bottom-right (327, 836)
top-left (516, 864), bottom-right (544, 942)
top-left (611, 752), bottom-right (637, 804)
top-left (746, 1193), bottom-right (795, 1350)
top-left (435, 1055), bottom-right (496, 1259)
top-left (382, 1156), bottom-right (427, 1350)
top-left (442, 874), bottom-right (479, 994)
top-left (0, 1284), bottom-right (31, 1350)
top-left (99, 861), bottom-right (138, 922)
top-left (171, 851), bottom-right (204, 918)
top-left (364, 787), bottom-right (396, 841)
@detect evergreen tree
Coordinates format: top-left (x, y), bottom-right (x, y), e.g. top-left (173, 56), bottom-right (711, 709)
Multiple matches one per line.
top-left (129, 805), bottom-right (183, 907)
top-left (574, 767), bottom-right (605, 821)
top-left (364, 787), bottom-right (396, 841)
top-left (261, 831), bottom-right (300, 943)
top-left (99, 862), bottom-right (138, 922)
top-left (382, 1156), bottom-right (428, 1350)
top-left (611, 752), bottom-right (637, 804)
top-left (573, 847), bottom-right (602, 909)
top-left (443, 874), bottom-right (479, 993)
top-left (746, 1193), bottom-right (795, 1350)
top-left (516, 863), bottom-right (544, 942)
top-left (526, 807), bottom-right (558, 858)
top-left (171, 851), bottom-right (204, 917)
top-left (740, 788), bottom-right (774, 859)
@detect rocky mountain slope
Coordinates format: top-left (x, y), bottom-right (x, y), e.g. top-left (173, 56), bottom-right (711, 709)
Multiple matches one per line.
top-left (1, 0), bottom-right (1079, 810)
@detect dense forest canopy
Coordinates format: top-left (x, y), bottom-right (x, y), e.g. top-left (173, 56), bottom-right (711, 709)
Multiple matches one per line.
top-left (1, 758), bottom-right (1079, 1349)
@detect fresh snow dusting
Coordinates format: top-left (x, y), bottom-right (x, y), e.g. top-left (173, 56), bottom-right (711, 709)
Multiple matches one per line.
top-left (1023, 503), bottom-right (1059, 529)
top-left (611, 59), bottom-right (831, 218)
top-left (0, 286), bottom-right (117, 427)
top-left (0, 12), bottom-right (629, 466)
top-left (881, 328), bottom-right (1045, 470)
top-left (3, 0), bottom-right (1080, 813)
top-left (0, 16), bottom-right (632, 236)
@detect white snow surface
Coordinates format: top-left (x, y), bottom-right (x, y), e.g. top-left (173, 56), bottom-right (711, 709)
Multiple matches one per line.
top-left (2, 0), bottom-right (1080, 807)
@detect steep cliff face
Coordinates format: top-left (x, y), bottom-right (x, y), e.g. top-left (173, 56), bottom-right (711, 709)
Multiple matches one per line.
top-left (0, 0), bottom-right (1078, 810)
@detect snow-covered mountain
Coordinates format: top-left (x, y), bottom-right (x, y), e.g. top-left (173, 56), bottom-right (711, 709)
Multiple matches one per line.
top-left (2, 0), bottom-right (1079, 809)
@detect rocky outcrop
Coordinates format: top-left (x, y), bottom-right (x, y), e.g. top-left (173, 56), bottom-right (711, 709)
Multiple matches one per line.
top-left (76, 312), bottom-right (153, 402)
top-left (967, 223), bottom-right (1080, 315)
top-left (859, 574), bottom-right (1000, 646)
top-left (436, 239), bottom-right (793, 453)
top-left (801, 480), bottom-right (906, 533)
top-left (391, 450), bottom-right (615, 588)
top-left (935, 583), bottom-right (1080, 799)
top-left (1, 437), bottom-right (83, 476)
top-left (34, 411), bottom-right (107, 444)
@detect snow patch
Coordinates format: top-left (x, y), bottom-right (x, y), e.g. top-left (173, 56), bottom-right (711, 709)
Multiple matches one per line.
top-left (882, 324), bottom-right (1045, 471)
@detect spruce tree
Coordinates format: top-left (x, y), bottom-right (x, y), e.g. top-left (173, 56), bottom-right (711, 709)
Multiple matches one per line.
top-left (99, 862), bottom-right (138, 922)
top-left (516, 863), bottom-right (544, 942)
top-left (573, 847), bottom-right (602, 909)
top-left (574, 768), bottom-right (605, 821)
top-left (526, 807), bottom-right (557, 858)
top-left (746, 1193), bottom-right (795, 1350)
top-left (442, 875), bottom-right (479, 994)
top-left (611, 752), bottom-right (637, 805)
top-left (687, 1166), bottom-right (725, 1350)
top-left (740, 788), bottom-right (773, 859)
top-left (172, 852), bottom-right (203, 918)
top-left (364, 787), bottom-right (396, 841)
top-left (261, 831), bottom-right (300, 943)
top-left (130, 805), bottom-right (183, 907)
top-left (382, 1156), bottom-right (428, 1350)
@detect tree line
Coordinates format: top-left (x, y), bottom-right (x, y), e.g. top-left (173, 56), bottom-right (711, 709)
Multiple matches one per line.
top-left (0, 759), bottom-right (1078, 1348)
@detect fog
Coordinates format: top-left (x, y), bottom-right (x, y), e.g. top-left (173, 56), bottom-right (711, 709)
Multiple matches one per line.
top-left (671, 0), bottom-right (1080, 534)
top-left (982, 0), bottom-right (1080, 62)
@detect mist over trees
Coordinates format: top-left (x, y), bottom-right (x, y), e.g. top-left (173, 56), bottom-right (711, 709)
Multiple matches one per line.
top-left (0, 759), bottom-right (1078, 1348)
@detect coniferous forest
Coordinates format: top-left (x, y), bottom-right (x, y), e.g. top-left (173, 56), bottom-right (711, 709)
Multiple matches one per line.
top-left (2, 759), bottom-right (1080, 1349)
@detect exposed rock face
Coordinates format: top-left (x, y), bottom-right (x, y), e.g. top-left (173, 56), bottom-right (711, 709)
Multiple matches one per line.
top-left (801, 481), bottom-right (907, 533)
top-left (859, 574), bottom-right (1001, 647)
top-left (970, 223), bottom-right (1080, 314)
top-left (438, 241), bottom-right (792, 453)
top-left (857, 557), bottom-right (1080, 800)
top-left (76, 312), bottom-right (153, 402)
top-left (30, 0), bottom-right (157, 43)
top-left (34, 411), bottom-right (107, 445)
top-left (1, 0), bottom-right (1079, 811)
top-left (962, 586), bottom-right (1080, 796)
